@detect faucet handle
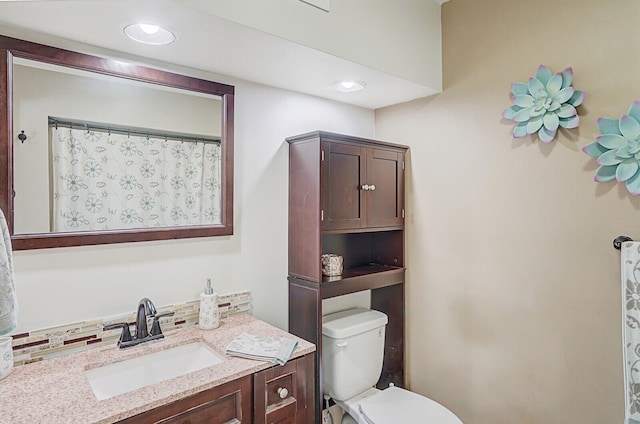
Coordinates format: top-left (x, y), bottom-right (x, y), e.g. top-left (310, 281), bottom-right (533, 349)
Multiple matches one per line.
top-left (103, 322), bottom-right (133, 344)
top-left (150, 311), bottom-right (175, 337)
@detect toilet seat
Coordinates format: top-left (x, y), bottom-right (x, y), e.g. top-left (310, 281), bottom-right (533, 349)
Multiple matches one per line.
top-left (356, 386), bottom-right (462, 424)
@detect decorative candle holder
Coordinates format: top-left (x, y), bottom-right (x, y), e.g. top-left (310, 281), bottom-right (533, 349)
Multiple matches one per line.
top-left (321, 254), bottom-right (343, 277)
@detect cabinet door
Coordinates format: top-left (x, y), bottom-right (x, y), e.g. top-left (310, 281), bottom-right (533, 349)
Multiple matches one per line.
top-left (321, 142), bottom-right (366, 231)
top-left (365, 148), bottom-right (404, 228)
top-left (254, 354), bottom-right (315, 424)
top-left (117, 375), bottom-right (252, 424)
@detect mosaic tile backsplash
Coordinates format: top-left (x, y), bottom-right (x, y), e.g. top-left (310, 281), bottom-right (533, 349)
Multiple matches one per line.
top-left (10, 291), bottom-right (251, 366)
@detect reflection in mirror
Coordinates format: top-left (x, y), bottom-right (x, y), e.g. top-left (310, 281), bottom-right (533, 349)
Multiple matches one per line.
top-left (0, 35), bottom-right (234, 250)
top-left (13, 59), bottom-right (222, 234)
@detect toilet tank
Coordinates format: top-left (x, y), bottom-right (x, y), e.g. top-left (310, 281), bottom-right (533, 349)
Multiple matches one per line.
top-left (321, 308), bottom-right (388, 401)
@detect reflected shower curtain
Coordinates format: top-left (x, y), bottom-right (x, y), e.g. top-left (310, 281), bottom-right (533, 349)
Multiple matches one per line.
top-left (50, 126), bottom-right (221, 232)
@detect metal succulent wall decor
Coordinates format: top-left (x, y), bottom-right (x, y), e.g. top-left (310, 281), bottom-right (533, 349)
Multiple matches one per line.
top-left (502, 65), bottom-right (586, 142)
top-left (583, 101), bottom-right (640, 195)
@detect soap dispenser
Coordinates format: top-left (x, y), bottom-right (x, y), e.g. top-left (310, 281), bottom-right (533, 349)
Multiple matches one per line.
top-left (199, 278), bottom-right (219, 330)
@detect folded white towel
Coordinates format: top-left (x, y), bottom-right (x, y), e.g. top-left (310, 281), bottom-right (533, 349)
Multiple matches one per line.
top-left (0, 208), bottom-right (17, 335)
top-left (225, 333), bottom-right (298, 366)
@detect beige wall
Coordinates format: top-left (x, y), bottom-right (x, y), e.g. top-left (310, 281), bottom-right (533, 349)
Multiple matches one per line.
top-left (375, 0), bottom-right (637, 422)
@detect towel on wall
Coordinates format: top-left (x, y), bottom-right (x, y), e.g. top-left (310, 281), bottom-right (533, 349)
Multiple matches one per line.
top-left (621, 242), bottom-right (640, 424)
top-left (0, 208), bottom-right (17, 335)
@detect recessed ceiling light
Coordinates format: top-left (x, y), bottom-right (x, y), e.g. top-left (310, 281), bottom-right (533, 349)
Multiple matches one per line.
top-left (124, 23), bottom-right (175, 45)
top-left (138, 24), bottom-right (160, 35)
top-left (333, 80), bottom-right (366, 93)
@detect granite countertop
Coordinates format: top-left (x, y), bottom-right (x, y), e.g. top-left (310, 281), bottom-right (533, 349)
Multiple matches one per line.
top-left (0, 314), bottom-right (315, 423)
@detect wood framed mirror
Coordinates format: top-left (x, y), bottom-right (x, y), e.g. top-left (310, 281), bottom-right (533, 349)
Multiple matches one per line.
top-left (0, 35), bottom-right (234, 250)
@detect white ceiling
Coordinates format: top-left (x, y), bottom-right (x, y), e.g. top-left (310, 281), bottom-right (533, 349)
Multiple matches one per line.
top-left (0, 0), bottom-right (442, 109)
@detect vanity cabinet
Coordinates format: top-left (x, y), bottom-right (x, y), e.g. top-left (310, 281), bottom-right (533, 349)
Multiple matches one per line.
top-left (117, 375), bottom-right (253, 424)
top-left (287, 131), bottom-right (407, 421)
top-left (117, 354), bottom-right (314, 424)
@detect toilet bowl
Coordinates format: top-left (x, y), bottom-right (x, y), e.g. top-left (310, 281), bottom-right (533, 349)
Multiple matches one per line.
top-left (322, 308), bottom-right (463, 424)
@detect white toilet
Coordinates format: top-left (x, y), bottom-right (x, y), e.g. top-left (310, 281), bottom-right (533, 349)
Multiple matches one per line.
top-left (322, 308), bottom-right (463, 424)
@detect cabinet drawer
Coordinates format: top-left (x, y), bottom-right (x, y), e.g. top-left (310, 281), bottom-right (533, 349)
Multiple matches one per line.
top-left (256, 361), bottom-right (298, 424)
top-left (254, 355), bottom-right (314, 424)
top-left (266, 372), bottom-right (295, 408)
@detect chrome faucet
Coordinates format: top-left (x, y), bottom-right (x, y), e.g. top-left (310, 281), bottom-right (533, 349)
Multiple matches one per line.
top-left (135, 297), bottom-right (157, 340)
top-left (103, 297), bottom-right (175, 349)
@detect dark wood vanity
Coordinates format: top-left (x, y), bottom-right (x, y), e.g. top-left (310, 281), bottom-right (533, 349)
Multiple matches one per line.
top-left (1, 314), bottom-right (315, 424)
top-left (287, 131), bottom-right (407, 419)
top-left (117, 375), bottom-right (253, 423)
top-left (118, 354), bottom-right (314, 424)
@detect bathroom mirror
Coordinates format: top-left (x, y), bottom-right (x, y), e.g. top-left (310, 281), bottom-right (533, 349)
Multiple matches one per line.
top-left (0, 35), bottom-right (234, 250)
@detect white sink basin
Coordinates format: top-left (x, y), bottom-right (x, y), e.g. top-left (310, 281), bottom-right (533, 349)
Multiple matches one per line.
top-left (85, 341), bottom-right (227, 400)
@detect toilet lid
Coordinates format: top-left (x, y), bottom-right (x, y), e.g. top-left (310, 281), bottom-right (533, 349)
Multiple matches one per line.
top-left (358, 386), bottom-right (462, 424)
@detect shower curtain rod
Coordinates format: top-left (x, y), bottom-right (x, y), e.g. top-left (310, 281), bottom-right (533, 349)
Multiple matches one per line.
top-left (48, 117), bottom-right (221, 144)
top-left (614, 235), bottom-right (633, 250)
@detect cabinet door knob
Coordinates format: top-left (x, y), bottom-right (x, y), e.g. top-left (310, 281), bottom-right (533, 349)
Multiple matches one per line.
top-left (361, 184), bottom-right (370, 191)
top-left (277, 387), bottom-right (289, 399)
top-left (369, 184), bottom-right (376, 191)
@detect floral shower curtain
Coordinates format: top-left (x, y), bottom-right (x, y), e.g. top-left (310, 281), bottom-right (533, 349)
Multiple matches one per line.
top-left (50, 126), bottom-right (221, 232)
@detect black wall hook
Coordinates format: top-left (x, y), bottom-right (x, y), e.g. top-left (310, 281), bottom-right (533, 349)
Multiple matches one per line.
top-left (17, 130), bottom-right (27, 143)
top-left (614, 235), bottom-right (633, 250)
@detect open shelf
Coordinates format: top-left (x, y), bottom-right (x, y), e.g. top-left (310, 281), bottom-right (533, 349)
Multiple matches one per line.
top-left (321, 225), bottom-right (404, 235)
top-left (321, 264), bottom-right (404, 299)
top-left (322, 263), bottom-right (402, 282)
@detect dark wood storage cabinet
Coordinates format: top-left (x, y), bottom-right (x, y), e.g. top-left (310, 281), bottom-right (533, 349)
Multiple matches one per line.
top-left (287, 131), bottom-right (407, 421)
top-left (322, 141), bottom-right (404, 231)
top-left (117, 354), bottom-right (314, 424)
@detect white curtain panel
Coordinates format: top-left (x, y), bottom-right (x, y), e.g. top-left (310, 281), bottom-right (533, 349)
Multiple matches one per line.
top-left (622, 242), bottom-right (640, 424)
top-left (51, 126), bottom-right (221, 232)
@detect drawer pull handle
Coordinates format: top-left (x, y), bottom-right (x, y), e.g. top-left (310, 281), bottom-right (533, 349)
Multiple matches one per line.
top-left (277, 387), bottom-right (289, 399)
top-left (369, 184), bottom-right (376, 191)
top-left (361, 184), bottom-right (370, 191)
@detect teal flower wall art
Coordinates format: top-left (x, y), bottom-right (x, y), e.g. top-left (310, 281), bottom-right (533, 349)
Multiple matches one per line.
top-left (502, 65), bottom-right (586, 142)
top-left (583, 101), bottom-right (640, 195)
